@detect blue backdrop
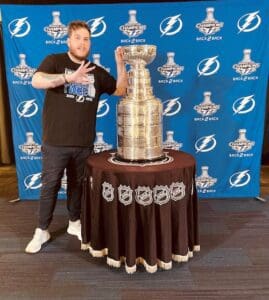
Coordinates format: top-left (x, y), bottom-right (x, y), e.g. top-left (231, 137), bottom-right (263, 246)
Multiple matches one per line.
top-left (1, 0), bottom-right (269, 199)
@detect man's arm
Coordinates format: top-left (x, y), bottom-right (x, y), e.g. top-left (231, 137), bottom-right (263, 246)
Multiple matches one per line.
top-left (32, 61), bottom-right (95, 89)
top-left (32, 72), bottom-right (66, 89)
top-left (113, 47), bottom-right (128, 96)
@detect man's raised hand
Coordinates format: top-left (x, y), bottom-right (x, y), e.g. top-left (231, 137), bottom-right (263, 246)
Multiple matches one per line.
top-left (66, 61), bottom-right (95, 84)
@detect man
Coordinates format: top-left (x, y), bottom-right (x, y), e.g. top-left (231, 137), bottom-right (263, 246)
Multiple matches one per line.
top-left (25, 21), bottom-right (127, 253)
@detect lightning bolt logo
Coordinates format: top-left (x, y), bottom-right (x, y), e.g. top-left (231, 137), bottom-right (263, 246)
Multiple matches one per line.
top-left (197, 56), bottom-right (220, 76)
top-left (8, 17), bottom-right (31, 38)
top-left (160, 14), bottom-right (183, 37)
top-left (163, 98), bottom-right (181, 116)
top-left (17, 99), bottom-right (38, 118)
top-left (76, 95), bottom-right (85, 103)
top-left (24, 173), bottom-right (42, 190)
top-left (237, 11), bottom-right (261, 33)
top-left (195, 134), bottom-right (217, 153)
top-left (233, 95), bottom-right (255, 115)
top-left (87, 17), bottom-right (106, 37)
top-left (230, 170), bottom-right (250, 188)
top-left (97, 99), bottom-right (109, 118)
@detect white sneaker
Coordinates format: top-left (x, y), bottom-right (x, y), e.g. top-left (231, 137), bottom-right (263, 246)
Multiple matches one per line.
top-left (67, 220), bottom-right (81, 241)
top-left (25, 228), bottom-right (51, 254)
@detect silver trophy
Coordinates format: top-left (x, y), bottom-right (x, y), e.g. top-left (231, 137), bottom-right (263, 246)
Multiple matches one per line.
top-left (116, 44), bottom-right (164, 162)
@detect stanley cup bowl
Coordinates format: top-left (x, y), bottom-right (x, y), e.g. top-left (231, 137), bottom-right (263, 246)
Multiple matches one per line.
top-left (116, 44), bottom-right (164, 162)
top-left (122, 45), bottom-right (157, 65)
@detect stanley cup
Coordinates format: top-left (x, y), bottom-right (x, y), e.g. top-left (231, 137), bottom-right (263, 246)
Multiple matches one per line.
top-left (116, 45), bottom-right (164, 162)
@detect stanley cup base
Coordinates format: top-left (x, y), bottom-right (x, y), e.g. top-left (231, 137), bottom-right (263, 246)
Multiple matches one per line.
top-left (116, 146), bottom-right (165, 163)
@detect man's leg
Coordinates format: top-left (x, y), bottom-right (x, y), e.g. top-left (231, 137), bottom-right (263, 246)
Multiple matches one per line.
top-left (38, 144), bottom-right (71, 229)
top-left (25, 144), bottom-right (71, 253)
top-left (66, 147), bottom-right (92, 240)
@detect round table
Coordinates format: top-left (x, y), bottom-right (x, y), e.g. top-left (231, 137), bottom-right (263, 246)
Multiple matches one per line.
top-left (81, 149), bottom-right (200, 273)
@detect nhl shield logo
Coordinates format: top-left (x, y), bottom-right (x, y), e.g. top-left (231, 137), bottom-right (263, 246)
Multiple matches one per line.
top-left (170, 182), bottom-right (185, 201)
top-left (118, 185), bottom-right (133, 206)
top-left (102, 182), bottom-right (114, 202)
top-left (153, 185), bottom-right (170, 205)
top-left (135, 186), bottom-right (153, 206)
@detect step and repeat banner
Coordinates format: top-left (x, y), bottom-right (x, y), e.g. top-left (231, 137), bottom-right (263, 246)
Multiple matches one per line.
top-left (0, 0), bottom-right (269, 199)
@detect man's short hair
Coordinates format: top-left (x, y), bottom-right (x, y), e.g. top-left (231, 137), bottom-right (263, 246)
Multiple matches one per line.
top-left (67, 21), bottom-right (91, 37)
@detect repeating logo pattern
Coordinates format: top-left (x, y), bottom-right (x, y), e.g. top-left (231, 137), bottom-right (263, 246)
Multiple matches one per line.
top-left (160, 14), bottom-right (183, 37)
top-left (195, 134), bottom-right (217, 153)
top-left (103, 181), bottom-right (186, 205)
top-left (233, 95), bottom-right (256, 115)
top-left (196, 166), bottom-right (217, 194)
top-left (94, 132), bottom-right (113, 153)
top-left (11, 54), bottom-right (36, 82)
top-left (237, 11), bottom-right (261, 33)
top-left (44, 11), bottom-right (68, 43)
top-left (229, 170), bottom-right (251, 188)
top-left (87, 17), bottom-right (107, 37)
top-left (2, 2), bottom-right (267, 199)
top-left (120, 10), bottom-right (146, 43)
top-left (197, 55), bottom-right (220, 76)
top-left (8, 17), bottom-right (31, 37)
top-left (17, 99), bottom-right (38, 118)
top-left (24, 173), bottom-right (42, 190)
top-left (194, 91), bottom-right (220, 121)
top-left (196, 7), bottom-right (223, 40)
top-left (163, 131), bottom-right (183, 150)
top-left (19, 132), bottom-right (41, 156)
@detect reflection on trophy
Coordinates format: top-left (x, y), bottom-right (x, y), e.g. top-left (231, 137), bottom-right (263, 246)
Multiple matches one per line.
top-left (116, 45), bottom-right (164, 162)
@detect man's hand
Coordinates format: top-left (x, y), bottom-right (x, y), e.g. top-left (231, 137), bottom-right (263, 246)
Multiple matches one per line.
top-left (66, 61), bottom-right (96, 84)
top-left (114, 46), bottom-right (126, 66)
top-left (32, 61), bottom-right (96, 89)
top-left (113, 46), bottom-right (128, 96)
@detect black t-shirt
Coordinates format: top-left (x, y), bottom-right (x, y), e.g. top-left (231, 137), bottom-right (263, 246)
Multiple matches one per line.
top-left (37, 53), bottom-right (116, 147)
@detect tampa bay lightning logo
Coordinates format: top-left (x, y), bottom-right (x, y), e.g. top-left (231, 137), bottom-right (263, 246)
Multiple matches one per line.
top-left (97, 99), bottom-right (110, 118)
top-left (160, 14), bottom-right (183, 37)
top-left (87, 17), bottom-right (106, 37)
top-left (195, 134), bottom-right (217, 153)
top-left (163, 98), bottom-right (181, 116)
top-left (24, 173), bottom-right (42, 190)
top-left (233, 95), bottom-right (255, 115)
top-left (197, 56), bottom-right (220, 76)
top-left (229, 170), bottom-right (250, 188)
top-left (17, 99), bottom-right (38, 118)
top-left (237, 11), bottom-right (261, 33)
top-left (8, 17), bottom-right (31, 38)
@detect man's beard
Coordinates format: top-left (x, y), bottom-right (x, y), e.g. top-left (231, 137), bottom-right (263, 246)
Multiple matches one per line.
top-left (69, 49), bottom-right (89, 61)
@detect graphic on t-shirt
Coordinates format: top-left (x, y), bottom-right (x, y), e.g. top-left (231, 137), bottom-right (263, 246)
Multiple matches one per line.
top-left (64, 68), bottom-right (96, 102)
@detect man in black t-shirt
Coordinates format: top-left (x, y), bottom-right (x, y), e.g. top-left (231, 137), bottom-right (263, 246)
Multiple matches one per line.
top-left (25, 21), bottom-right (127, 254)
